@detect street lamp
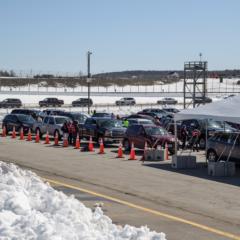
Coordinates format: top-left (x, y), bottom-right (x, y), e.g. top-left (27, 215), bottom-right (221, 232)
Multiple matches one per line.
top-left (87, 51), bottom-right (92, 114)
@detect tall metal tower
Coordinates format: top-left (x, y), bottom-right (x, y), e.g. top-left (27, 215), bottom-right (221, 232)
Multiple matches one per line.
top-left (183, 61), bottom-right (208, 108)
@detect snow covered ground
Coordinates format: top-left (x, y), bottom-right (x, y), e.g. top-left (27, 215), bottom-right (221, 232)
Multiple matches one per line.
top-left (0, 161), bottom-right (166, 240)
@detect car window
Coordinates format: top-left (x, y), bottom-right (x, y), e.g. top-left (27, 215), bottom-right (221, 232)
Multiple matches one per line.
top-left (127, 125), bottom-right (140, 136)
top-left (48, 117), bottom-right (55, 125)
top-left (17, 115), bottom-right (34, 122)
top-left (43, 117), bottom-right (49, 124)
top-left (85, 118), bottom-right (96, 125)
top-left (55, 117), bottom-right (68, 125)
top-left (145, 127), bottom-right (168, 136)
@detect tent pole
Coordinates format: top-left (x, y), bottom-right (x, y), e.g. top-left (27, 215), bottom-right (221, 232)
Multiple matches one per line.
top-left (174, 119), bottom-right (178, 155)
top-left (205, 119), bottom-right (208, 165)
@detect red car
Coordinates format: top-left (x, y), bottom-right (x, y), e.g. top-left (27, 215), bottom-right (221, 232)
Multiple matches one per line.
top-left (123, 124), bottom-right (177, 154)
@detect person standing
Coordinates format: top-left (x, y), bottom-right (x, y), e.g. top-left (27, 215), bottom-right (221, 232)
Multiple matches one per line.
top-left (192, 128), bottom-right (201, 152)
top-left (180, 125), bottom-right (188, 149)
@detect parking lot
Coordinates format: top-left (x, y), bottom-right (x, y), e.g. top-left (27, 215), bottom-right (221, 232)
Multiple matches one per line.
top-left (1, 134), bottom-right (240, 240)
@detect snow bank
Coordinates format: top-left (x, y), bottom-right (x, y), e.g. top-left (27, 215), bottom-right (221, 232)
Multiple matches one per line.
top-left (0, 161), bottom-right (166, 240)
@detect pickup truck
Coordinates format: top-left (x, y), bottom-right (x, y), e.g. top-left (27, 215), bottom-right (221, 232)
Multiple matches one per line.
top-left (79, 117), bottom-right (126, 143)
top-left (33, 115), bottom-right (69, 138)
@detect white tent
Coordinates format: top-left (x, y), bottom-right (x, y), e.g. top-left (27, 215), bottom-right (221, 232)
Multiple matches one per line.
top-left (175, 96), bottom-right (240, 123)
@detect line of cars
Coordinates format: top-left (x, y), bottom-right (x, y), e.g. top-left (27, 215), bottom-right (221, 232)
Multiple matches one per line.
top-left (2, 106), bottom-right (240, 162)
top-left (2, 107), bottom-right (180, 154)
top-left (0, 97), bottom-right (180, 108)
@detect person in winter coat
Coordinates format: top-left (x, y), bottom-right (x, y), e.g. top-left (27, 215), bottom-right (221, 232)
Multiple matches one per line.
top-left (66, 121), bottom-right (73, 145)
top-left (61, 121), bottom-right (69, 140)
top-left (191, 128), bottom-right (201, 152)
top-left (180, 125), bottom-right (188, 149)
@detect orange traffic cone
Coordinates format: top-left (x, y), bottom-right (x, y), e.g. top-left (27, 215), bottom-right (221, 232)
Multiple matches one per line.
top-left (54, 131), bottom-right (59, 146)
top-left (19, 127), bottom-right (24, 140)
top-left (98, 138), bottom-right (105, 154)
top-left (2, 126), bottom-right (6, 137)
top-left (63, 133), bottom-right (68, 147)
top-left (88, 136), bottom-right (94, 152)
top-left (27, 128), bottom-right (32, 141)
top-left (45, 131), bottom-right (50, 144)
top-left (12, 126), bottom-right (16, 139)
top-left (129, 142), bottom-right (137, 160)
top-left (75, 134), bottom-right (80, 149)
top-left (165, 142), bottom-right (169, 160)
top-left (116, 142), bottom-right (124, 158)
top-left (35, 129), bottom-right (40, 143)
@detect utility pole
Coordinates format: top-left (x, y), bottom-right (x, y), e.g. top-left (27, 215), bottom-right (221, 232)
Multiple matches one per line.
top-left (87, 51), bottom-right (92, 114)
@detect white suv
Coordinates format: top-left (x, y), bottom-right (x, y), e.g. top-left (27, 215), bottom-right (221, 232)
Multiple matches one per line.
top-left (115, 97), bottom-right (136, 106)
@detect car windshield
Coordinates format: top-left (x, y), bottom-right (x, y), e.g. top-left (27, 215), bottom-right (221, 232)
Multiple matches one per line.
top-left (138, 119), bottom-right (153, 124)
top-left (55, 117), bottom-right (68, 125)
top-left (72, 114), bottom-right (88, 122)
top-left (144, 126), bottom-right (168, 135)
top-left (208, 120), bottom-right (223, 129)
top-left (97, 119), bottom-right (122, 128)
top-left (215, 121), bottom-right (235, 131)
top-left (93, 113), bottom-right (111, 117)
top-left (17, 115), bottom-right (34, 122)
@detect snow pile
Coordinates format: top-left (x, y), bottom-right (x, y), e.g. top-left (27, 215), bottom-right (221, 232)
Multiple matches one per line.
top-left (0, 161), bottom-right (166, 240)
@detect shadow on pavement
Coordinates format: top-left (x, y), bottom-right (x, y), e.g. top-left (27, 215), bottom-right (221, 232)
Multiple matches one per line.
top-left (143, 161), bottom-right (240, 187)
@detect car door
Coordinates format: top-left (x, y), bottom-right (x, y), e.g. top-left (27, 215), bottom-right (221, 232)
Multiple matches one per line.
top-left (42, 117), bottom-right (49, 134)
top-left (6, 115), bottom-right (17, 131)
top-left (127, 125), bottom-right (140, 146)
top-left (135, 125), bottom-right (147, 149)
top-left (47, 117), bottom-right (55, 135)
top-left (228, 134), bottom-right (240, 162)
top-left (216, 133), bottom-right (232, 160)
top-left (83, 118), bottom-right (96, 137)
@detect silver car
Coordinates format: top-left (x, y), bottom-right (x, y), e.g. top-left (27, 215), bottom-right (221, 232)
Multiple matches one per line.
top-left (33, 116), bottom-right (70, 138)
top-left (115, 97), bottom-right (136, 106)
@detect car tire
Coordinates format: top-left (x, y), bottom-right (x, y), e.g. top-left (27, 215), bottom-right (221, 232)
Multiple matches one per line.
top-left (123, 139), bottom-right (131, 152)
top-left (207, 149), bottom-right (218, 162)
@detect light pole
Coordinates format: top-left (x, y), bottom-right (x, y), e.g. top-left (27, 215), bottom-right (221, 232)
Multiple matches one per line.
top-left (87, 51), bottom-right (92, 114)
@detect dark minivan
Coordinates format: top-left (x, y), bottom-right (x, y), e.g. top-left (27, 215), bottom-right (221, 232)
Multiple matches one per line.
top-left (123, 124), bottom-right (176, 154)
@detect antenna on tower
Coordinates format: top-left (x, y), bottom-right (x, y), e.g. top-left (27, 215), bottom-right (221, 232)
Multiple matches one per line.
top-left (199, 53), bottom-right (202, 62)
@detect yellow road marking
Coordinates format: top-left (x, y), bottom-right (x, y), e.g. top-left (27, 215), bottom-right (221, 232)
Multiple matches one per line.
top-left (43, 177), bottom-right (240, 240)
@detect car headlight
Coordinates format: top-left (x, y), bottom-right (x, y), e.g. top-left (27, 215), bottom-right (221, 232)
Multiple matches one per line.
top-left (105, 130), bottom-right (112, 137)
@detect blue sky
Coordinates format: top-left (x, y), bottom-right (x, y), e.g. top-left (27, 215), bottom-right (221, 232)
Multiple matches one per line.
top-left (1, 0), bottom-right (240, 74)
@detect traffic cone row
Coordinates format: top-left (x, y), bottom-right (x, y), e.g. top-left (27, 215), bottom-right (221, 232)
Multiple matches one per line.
top-left (4, 128), bottom-right (142, 161)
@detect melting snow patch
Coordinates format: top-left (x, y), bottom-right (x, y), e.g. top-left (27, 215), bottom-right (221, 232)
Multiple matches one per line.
top-left (0, 161), bottom-right (166, 240)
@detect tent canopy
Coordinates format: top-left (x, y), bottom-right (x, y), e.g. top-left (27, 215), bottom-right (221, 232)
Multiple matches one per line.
top-left (174, 96), bottom-right (240, 123)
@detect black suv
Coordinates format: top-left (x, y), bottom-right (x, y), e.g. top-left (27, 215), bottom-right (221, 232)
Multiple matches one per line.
top-left (11, 109), bottom-right (41, 120)
top-left (72, 98), bottom-right (93, 107)
top-left (180, 119), bottom-right (236, 149)
top-left (2, 114), bottom-right (35, 134)
top-left (0, 98), bottom-right (22, 108)
top-left (39, 98), bottom-right (64, 107)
